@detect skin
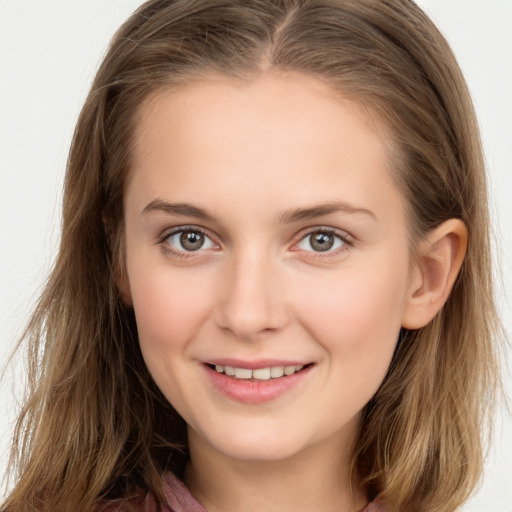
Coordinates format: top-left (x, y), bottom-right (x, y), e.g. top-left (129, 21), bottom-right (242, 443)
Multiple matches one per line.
top-left (121, 73), bottom-right (467, 512)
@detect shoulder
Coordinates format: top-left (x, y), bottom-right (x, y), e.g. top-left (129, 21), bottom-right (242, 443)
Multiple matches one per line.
top-left (363, 499), bottom-right (387, 512)
top-left (98, 473), bottom-right (204, 512)
top-left (98, 495), bottom-right (157, 512)
top-left (162, 472), bottom-right (207, 512)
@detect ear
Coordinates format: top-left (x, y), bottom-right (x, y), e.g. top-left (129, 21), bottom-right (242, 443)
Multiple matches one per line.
top-left (401, 219), bottom-right (467, 329)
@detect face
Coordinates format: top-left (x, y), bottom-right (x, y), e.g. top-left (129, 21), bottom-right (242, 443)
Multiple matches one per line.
top-left (123, 74), bottom-right (416, 463)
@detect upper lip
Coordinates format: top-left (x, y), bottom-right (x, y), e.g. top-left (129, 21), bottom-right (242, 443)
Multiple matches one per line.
top-left (205, 358), bottom-right (312, 370)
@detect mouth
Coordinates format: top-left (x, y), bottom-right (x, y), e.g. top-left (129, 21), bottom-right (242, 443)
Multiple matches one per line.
top-left (205, 363), bottom-right (313, 381)
top-left (203, 360), bottom-right (315, 403)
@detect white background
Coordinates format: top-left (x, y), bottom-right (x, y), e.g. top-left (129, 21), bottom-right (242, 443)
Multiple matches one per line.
top-left (0, 1), bottom-right (510, 510)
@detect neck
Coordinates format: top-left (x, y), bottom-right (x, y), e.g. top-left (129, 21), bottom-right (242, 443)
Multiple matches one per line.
top-left (184, 427), bottom-right (367, 512)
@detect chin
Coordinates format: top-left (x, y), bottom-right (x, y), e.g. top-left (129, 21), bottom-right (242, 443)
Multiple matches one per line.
top-left (202, 425), bottom-right (310, 462)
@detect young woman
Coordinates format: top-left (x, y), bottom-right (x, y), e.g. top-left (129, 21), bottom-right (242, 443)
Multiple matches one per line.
top-left (2, 1), bottom-right (502, 511)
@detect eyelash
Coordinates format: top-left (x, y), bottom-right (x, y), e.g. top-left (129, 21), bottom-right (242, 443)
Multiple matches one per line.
top-left (158, 225), bottom-right (217, 258)
top-left (294, 227), bottom-right (352, 257)
top-left (158, 225), bottom-right (353, 258)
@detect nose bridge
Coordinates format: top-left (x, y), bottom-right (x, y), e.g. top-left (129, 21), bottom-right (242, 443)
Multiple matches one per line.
top-left (216, 244), bottom-right (287, 339)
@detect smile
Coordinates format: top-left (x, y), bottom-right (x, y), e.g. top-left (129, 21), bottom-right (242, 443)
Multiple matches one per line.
top-left (212, 364), bottom-right (304, 380)
top-left (204, 362), bottom-right (314, 404)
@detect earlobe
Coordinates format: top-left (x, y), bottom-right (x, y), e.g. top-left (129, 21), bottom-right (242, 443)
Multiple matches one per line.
top-left (401, 219), bottom-right (468, 329)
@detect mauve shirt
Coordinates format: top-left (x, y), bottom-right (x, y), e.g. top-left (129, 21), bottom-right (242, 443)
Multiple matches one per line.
top-left (157, 472), bottom-right (387, 512)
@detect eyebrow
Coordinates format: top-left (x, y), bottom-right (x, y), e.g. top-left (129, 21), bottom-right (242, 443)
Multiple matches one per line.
top-left (142, 199), bottom-right (376, 223)
top-left (142, 200), bottom-right (213, 220)
top-left (278, 201), bottom-right (376, 223)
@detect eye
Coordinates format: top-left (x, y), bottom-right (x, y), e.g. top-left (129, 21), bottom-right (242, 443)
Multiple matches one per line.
top-left (164, 228), bottom-right (216, 253)
top-left (296, 230), bottom-right (348, 253)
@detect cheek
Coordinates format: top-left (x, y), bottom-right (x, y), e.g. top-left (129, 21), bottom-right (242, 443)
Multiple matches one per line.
top-left (128, 263), bottom-right (214, 357)
top-left (292, 259), bottom-right (407, 386)
top-left (127, 265), bottom-right (219, 412)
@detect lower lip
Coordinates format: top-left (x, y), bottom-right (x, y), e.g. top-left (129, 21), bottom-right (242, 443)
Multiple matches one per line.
top-left (204, 364), bottom-right (313, 404)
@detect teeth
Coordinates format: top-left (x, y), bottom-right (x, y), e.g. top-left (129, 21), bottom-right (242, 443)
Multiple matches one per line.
top-left (252, 367), bottom-right (271, 380)
top-left (270, 366), bottom-right (284, 378)
top-left (284, 365), bottom-right (297, 375)
top-left (234, 368), bottom-right (252, 379)
top-left (213, 364), bottom-right (306, 380)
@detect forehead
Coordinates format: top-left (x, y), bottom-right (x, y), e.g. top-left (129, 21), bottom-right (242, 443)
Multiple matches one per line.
top-left (127, 73), bottom-right (404, 227)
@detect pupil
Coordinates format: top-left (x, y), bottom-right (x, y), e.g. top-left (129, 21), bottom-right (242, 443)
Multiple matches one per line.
top-left (180, 231), bottom-right (204, 251)
top-left (311, 232), bottom-right (334, 252)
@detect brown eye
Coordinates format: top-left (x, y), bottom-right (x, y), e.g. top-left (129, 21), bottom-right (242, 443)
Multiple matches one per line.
top-left (165, 229), bottom-right (216, 253)
top-left (310, 232), bottom-right (334, 252)
top-left (297, 230), bottom-right (347, 253)
top-left (180, 231), bottom-right (205, 251)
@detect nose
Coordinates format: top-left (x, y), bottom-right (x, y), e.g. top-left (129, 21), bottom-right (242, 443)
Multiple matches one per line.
top-left (214, 249), bottom-right (289, 341)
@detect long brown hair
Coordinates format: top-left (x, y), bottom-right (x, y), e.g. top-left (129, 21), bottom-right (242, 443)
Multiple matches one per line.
top-left (4, 1), bottom-right (501, 511)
